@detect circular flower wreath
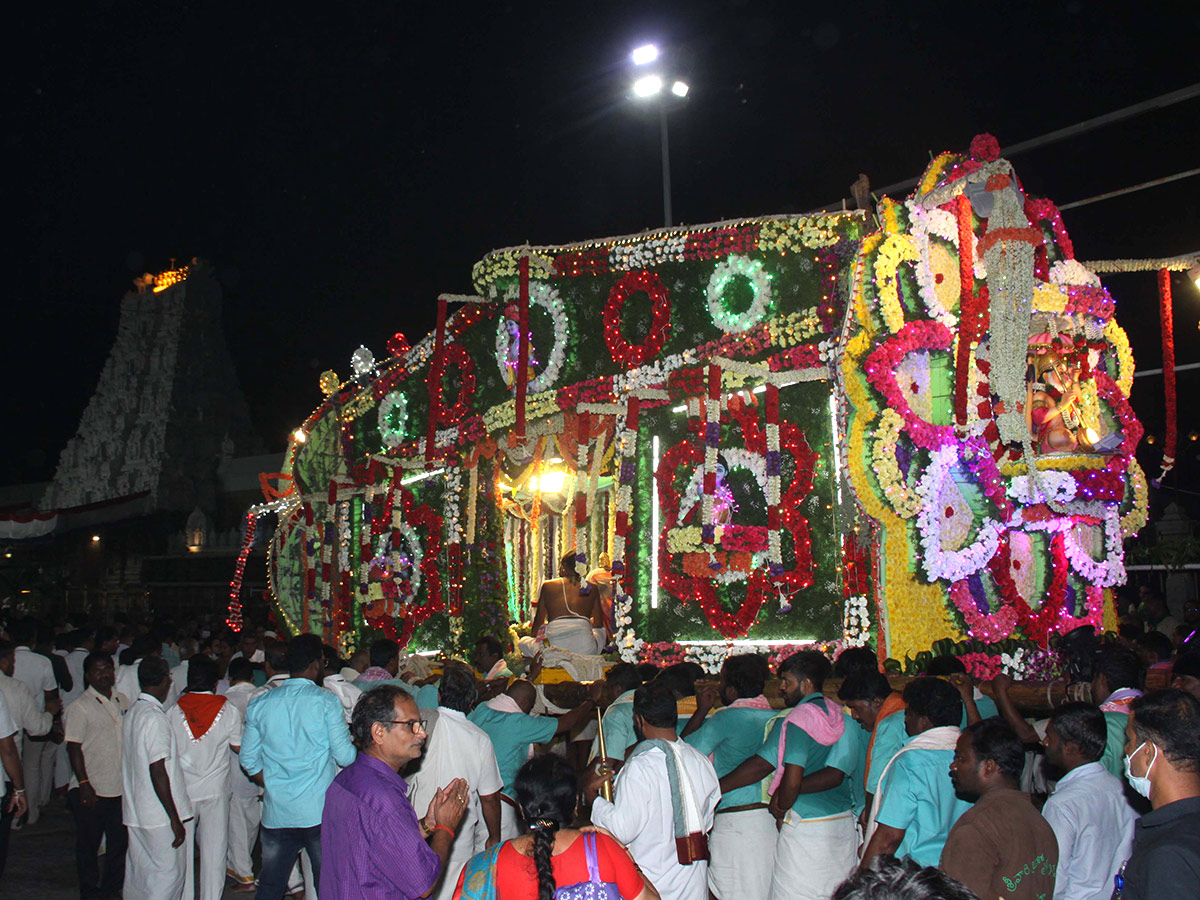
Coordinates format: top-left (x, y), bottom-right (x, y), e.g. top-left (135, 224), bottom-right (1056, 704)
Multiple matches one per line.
top-left (378, 391), bottom-right (409, 448)
top-left (495, 282), bottom-right (569, 393)
top-left (706, 254), bottom-right (772, 333)
top-left (604, 270), bottom-right (671, 369)
top-left (433, 343), bottom-right (476, 426)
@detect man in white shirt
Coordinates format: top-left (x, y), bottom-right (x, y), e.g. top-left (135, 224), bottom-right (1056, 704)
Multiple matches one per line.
top-left (170, 654), bottom-right (243, 900)
top-left (0, 692), bottom-right (30, 878)
top-left (407, 664), bottom-right (504, 900)
top-left (222, 658), bottom-right (262, 892)
top-left (587, 680), bottom-right (721, 900)
top-left (0, 639), bottom-right (57, 745)
top-left (122, 656), bottom-right (193, 900)
top-left (56, 630), bottom-right (92, 793)
top-left (323, 669), bottom-right (363, 724)
top-left (9, 619), bottom-right (60, 825)
top-left (992, 677), bottom-right (1137, 900)
top-left (248, 647), bottom-right (290, 702)
top-left (65, 651), bottom-right (131, 900)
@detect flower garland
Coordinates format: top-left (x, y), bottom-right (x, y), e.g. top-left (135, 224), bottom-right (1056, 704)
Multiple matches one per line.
top-left (1062, 515), bottom-right (1125, 588)
top-left (1103, 319), bottom-right (1134, 397)
top-left (915, 445), bottom-right (1003, 582)
top-left (378, 391), bottom-right (409, 448)
top-left (863, 320), bottom-right (956, 450)
top-left (873, 234), bottom-right (919, 333)
top-left (701, 364), bottom-right (724, 557)
top-left (1158, 269), bottom-right (1177, 479)
top-left (1121, 458), bottom-right (1149, 538)
top-left (603, 270), bottom-right (672, 369)
top-left (871, 409), bottom-right (922, 518)
top-left (707, 254), bottom-right (773, 333)
top-left (432, 343), bottom-right (476, 426)
top-left (495, 281), bottom-right (569, 394)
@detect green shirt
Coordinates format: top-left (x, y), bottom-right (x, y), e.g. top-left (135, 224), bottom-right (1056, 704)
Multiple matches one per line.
top-left (756, 695), bottom-right (854, 819)
top-left (589, 689), bottom-right (638, 762)
top-left (467, 704), bottom-right (557, 798)
top-left (866, 709), bottom-right (908, 794)
top-left (1101, 710), bottom-right (1129, 777)
top-left (684, 704), bottom-right (777, 809)
top-left (876, 745), bottom-right (973, 866)
top-left (962, 694), bottom-right (999, 728)
top-left (827, 713), bottom-right (869, 816)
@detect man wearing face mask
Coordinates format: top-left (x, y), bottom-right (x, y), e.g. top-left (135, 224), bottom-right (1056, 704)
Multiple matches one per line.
top-left (1116, 689), bottom-right (1200, 899)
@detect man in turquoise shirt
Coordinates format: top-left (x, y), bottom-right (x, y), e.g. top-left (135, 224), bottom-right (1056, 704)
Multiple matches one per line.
top-left (467, 679), bottom-right (596, 838)
top-left (826, 712), bottom-right (869, 817)
top-left (861, 677), bottom-right (971, 871)
top-left (240, 634), bottom-right (356, 900)
top-left (587, 663), bottom-right (642, 763)
top-left (682, 654), bottom-right (776, 900)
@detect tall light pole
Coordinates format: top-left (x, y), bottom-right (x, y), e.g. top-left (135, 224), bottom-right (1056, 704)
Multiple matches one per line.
top-left (630, 45), bottom-right (689, 228)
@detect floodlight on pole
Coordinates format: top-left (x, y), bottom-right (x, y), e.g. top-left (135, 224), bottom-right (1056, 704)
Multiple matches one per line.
top-left (631, 44), bottom-right (659, 66)
top-left (671, 80), bottom-right (689, 97)
top-left (633, 74), bottom-right (663, 97)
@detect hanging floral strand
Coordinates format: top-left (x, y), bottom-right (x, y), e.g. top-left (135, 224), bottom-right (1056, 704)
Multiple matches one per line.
top-left (701, 363), bottom-right (723, 562)
top-left (574, 409), bottom-right (591, 581)
top-left (226, 512), bottom-right (256, 630)
top-left (1158, 269), bottom-right (1177, 481)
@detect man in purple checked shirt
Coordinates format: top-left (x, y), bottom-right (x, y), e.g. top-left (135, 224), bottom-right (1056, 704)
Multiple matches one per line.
top-left (321, 684), bottom-right (469, 900)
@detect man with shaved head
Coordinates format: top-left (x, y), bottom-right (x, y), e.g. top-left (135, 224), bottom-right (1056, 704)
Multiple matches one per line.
top-left (468, 678), bottom-right (598, 839)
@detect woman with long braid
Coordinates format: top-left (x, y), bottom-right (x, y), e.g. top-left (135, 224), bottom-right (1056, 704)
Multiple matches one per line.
top-left (453, 755), bottom-right (658, 900)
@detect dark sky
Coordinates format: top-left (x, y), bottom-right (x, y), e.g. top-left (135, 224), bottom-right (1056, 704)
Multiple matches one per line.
top-left (6, 1), bottom-right (1200, 488)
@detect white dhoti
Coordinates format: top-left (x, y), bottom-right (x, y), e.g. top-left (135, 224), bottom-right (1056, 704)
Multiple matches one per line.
top-left (126, 824), bottom-right (187, 900)
top-left (768, 811), bottom-right (857, 900)
top-left (519, 618), bottom-right (605, 658)
top-left (226, 794), bottom-right (262, 885)
top-left (21, 736), bottom-right (56, 823)
top-left (708, 807), bottom-right (777, 900)
top-left (183, 794), bottom-right (229, 900)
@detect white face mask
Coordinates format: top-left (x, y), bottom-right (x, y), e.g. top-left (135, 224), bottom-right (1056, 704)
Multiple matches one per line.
top-left (1123, 741), bottom-right (1157, 799)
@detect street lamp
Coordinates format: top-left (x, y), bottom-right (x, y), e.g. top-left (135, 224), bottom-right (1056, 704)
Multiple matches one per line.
top-left (629, 45), bottom-right (689, 227)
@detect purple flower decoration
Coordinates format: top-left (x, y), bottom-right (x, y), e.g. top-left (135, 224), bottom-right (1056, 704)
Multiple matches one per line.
top-left (765, 451), bottom-right (782, 477)
top-left (705, 421), bottom-right (721, 444)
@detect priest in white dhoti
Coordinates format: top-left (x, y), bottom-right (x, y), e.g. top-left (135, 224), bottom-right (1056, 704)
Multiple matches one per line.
top-left (586, 680), bottom-right (721, 900)
top-left (518, 552), bottom-right (607, 658)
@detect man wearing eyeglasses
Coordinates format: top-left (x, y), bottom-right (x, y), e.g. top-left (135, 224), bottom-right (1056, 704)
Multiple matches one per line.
top-left (321, 684), bottom-right (469, 900)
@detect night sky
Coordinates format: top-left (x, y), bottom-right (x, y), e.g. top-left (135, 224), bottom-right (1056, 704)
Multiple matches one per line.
top-left (6, 1), bottom-right (1200, 494)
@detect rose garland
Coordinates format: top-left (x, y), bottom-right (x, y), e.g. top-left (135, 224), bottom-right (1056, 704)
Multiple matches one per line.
top-left (707, 254), bottom-right (773, 333)
top-left (863, 320), bottom-right (956, 450)
top-left (604, 270), bottom-right (672, 369)
top-left (432, 343), bottom-right (476, 426)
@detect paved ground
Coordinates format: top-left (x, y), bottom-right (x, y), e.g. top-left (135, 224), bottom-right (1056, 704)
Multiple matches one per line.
top-left (7, 794), bottom-right (259, 899)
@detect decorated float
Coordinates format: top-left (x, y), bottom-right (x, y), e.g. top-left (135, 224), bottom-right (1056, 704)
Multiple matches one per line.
top-left (231, 135), bottom-right (1149, 675)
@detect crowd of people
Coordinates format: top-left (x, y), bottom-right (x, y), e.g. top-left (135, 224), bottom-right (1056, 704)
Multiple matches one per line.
top-left (0, 593), bottom-right (1197, 900)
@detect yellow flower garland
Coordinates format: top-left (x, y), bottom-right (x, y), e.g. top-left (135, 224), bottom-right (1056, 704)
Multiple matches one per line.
top-left (1121, 457), bottom-right (1149, 538)
top-left (873, 234), bottom-right (918, 334)
top-left (1104, 319), bottom-right (1134, 397)
top-left (871, 409), bottom-right (923, 518)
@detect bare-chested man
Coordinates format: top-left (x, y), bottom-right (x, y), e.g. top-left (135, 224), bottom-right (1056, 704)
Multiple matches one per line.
top-left (519, 552), bottom-right (606, 657)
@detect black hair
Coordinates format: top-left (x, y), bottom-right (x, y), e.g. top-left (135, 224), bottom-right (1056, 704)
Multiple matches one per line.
top-left (1117, 621), bottom-right (1143, 643)
top-left (322, 644), bottom-right (342, 672)
top-left (369, 638), bottom-right (400, 670)
top-left (1093, 644), bottom-right (1144, 693)
top-left (0, 639), bottom-right (12, 661)
top-left (779, 650), bottom-right (832, 693)
top-left (633, 679), bottom-right (678, 728)
top-left (137, 656), bottom-right (171, 690)
top-left (838, 671), bottom-right (893, 704)
top-left (515, 755), bottom-right (578, 900)
top-left (185, 654), bottom-right (219, 693)
top-left (903, 677), bottom-right (963, 728)
top-left (1135, 630), bottom-right (1173, 663)
top-left (832, 855), bottom-right (981, 900)
top-left (68, 629), bottom-right (90, 648)
top-left (656, 663), bottom-right (701, 699)
top-left (130, 634), bottom-right (159, 660)
top-left (1048, 702), bottom-right (1106, 761)
top-left (834, 647), bottom-right (879, 680)
top-left (7, 619), bottom-right (35, 646)
top-left (605, 662), bottom-right (642, 696)
top-left (1130, 689), bottom-right (1200, 773)
top-left (227, 657), bottom-right (254, 684)
top-left (350, 684), bottom-right (411, 750)
top-left (476, 634), bottom-right (504, 658)
top-left (964, 719), bottom-right (1024, 781)
top-left (265, 646), bottom-right (288, 673)
top-left (559, 551), bottom-right (581, 582)
top-left (635, 662), bottom-right (659, 683)
top-left (1172, 651), bottom-right (1200, 680)
top-left (722, 653), bottom-right (768, 700)
top-left (82, 651), bottom-right (113, 676)
top-left (438, 665), bottom-right (478, 713)
top-left (54, 633), bottom-right (74, 652)
top-left (93, 626), bottom-right (118, 648)
top-left (286, 634), bottom-right (324, 675)
top-left (925, 655), bottom-right (967, 676)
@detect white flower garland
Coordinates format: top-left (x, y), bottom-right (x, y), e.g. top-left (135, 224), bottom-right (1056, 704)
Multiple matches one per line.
top-left (496, 282), bottom-right (569, 394)
top-left (916, 446), bottom-right (1002, 582)
top-left (378, 522), bottom-right (424, 602)
top-left (707, 254), bottom-right (773, 333)
top-left (912, 227), bottom-right (959, 328)
top-left (378, 391), bottom-right (409, 448)
top-left (843, 594), bottom-right (871, 647)
top-left (1063, 514), bottom-right (1126, 587)
top-left (1049, 259), bottom-right (1101, 288)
